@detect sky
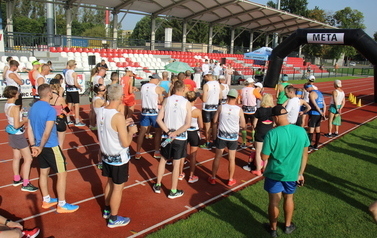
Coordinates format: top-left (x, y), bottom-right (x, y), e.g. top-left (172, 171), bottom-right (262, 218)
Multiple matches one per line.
top-left (120, 0), bottom-right (376, 37)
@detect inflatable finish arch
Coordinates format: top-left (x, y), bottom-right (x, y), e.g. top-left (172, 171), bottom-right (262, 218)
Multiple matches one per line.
top-left (264, 29), bottom-right (377, 102)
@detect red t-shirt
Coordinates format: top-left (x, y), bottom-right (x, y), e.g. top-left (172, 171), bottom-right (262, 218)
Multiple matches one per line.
top-left (183, 78), bottom-right (196, 91)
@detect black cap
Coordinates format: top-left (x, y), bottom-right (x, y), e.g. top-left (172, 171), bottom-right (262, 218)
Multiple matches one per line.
top-left (272, 105), bottom-right (288, 116)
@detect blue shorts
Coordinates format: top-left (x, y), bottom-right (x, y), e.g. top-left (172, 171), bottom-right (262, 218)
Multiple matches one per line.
top-left (264, 177), bottom-right (297, 194)
top-left (140, 115), bottom-right (159, 128)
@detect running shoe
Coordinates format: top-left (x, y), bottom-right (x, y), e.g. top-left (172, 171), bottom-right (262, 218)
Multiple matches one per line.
top-left (178, 173), bottom-right (185, 181)
top-left (333, 132), bottom-right (339, 137)
top-left (251, 170), bottom-right (262, 176)
top-left (97, 162), bottom-right (103, 170)
top-left (199, 142), bottom-right (212, 150)
top-left (243, 164), bottom-right (252, 172)
top-left (153, 151), bottom-right (161, 159)
top-left (168, 190), bottom-right (184, 199)
top-left (67, 121), bottom-right (74, 125)
top-left (153, 184), bottom-right (161, 194)
top-left (75, 122), bottom-right (86, 127)
top-left (56, 203), bottom-right (79, 213)
top-left (240, 143), bottom-right (247, 149)
top-left (269, 230), bottom-right (278, 238)
top-left (148, 134), bottom-right (154, 139)
top-left (285, 223), bottom-right (297, 234)
top-left (188, 175), bottom-right (199, 183)
top-left (166, 161), bottom-right (173, 165)
top-left (22, 228), bottom-right (40, 238)
top-left (135, 152), bottom-right (141, 160)
top-left (42, 198), bottom-right (58, 209)
top-left (13, 179), bottom-right (23, 187)
top-left (324, 133), bottom-right (333, 138)
top-left (227, 179), bottom-right (237, 186)
top-left (89, 125), bottom-right (97, 131)
top-left (208, 176), bottom-right (216, 185)
top-left (108, 216), bottom-right (130, 228)
top-left (103, 209), bottom-right (111, 219)
top-left (21, 183), bottom-right (39, 192)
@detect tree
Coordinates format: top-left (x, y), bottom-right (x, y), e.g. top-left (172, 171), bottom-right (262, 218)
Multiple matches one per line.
top-left (374, 32), bottom-right (377, 41)
top-left (267, 0), bottom-right (309, 17)
top-left (333, 7), bottom-right (365, 29)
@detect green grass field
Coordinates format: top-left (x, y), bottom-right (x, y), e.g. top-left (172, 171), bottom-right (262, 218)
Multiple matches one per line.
top-left (289, 76), bottom-right (359, 85)
top-left (147, 119), bottom-right (377, 238)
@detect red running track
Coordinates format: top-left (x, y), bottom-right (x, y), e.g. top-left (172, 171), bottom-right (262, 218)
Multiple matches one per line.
top-left (0, 77), bottom-right (375, 238)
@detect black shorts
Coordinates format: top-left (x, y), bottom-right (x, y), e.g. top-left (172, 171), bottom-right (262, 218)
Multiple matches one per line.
top-left (187, 130), bottom-right (200, 147)
top-left (37, 146), bottom-right (67, 173)
top-left (202, 110), bottom-right (216, 123)
top-left (161, 139), bottom-right (187, 160)
top-left (308, 115), bottom-right (322, 128)
top-left (66, 91), bottom-right (80, 104)
top-left (255, 125), bottom-right (273, 142)
top-left (215, 138), bottom-right (238, 150)
top-left (8, 134), bottom-right (29, 149)
top-left (244, 113), bottom-right (255, 123)
top-left (102, 162), bottom-right (129, 185)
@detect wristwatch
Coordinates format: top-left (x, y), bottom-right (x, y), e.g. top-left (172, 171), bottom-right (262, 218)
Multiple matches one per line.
top-left (5, 219), bottom-right (11, 226)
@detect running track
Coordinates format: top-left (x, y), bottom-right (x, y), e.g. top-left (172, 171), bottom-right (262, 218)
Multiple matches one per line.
top-left (0, 77), bottom-right (375, 238)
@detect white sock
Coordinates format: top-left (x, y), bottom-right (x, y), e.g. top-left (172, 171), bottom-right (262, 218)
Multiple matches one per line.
top-left (43, 195), bottom-right (51, 202)
top-left (58, 200), bottom-right (66, 207)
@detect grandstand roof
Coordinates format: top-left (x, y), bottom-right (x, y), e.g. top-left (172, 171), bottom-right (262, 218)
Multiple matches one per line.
top-left (55, 0), bottom-right (336, 35)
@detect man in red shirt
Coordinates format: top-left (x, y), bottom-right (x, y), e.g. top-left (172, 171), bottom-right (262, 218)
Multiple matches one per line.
top-left (183, 70), bottom-right (197, 92)
top-left (121, 69), bottom-right (137, 118)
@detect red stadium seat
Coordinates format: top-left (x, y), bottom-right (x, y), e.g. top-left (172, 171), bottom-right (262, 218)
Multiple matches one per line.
top-left (49, 47), bottom-right (56, 52)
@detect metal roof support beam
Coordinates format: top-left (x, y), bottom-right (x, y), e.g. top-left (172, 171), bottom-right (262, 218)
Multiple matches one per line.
top-left (5, 0), bottom-right (15, 48)
top-left (112, 11), bottom-right (118, 49)
top-left (272, 32), bottom-right (279, 48)
top-left (46, 0), bottom-right (54, 47)
top-left (249, 31), bottom-right (254, 52)
top-left (153, 0), bottom-right (192, 16)
top-left (232, 12), bottom-right (281, 28)
top-left (114, 0), bottom-right (138, 13)
top-left (150, 17), bottom-right (156, 51)
top-left (264, 21), bottom-right (323, 34)
top-left (208, 25), bottom-right (213, 53)
top-left (65, 6), bottom-right (72, 47)
top-left (185, 0), bottom-right (239, 21)
top-left (230, 28), bottom-right (235, 54)
top-left (211, 7), bottom-right (271, 25)
top-left (265, 34), bottom-right (269, 47)
top-left (182, 21), bottom-right (187, 52)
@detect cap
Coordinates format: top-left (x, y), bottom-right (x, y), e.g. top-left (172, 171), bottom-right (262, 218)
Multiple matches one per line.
top-left (282, 75), bottom-right (289, 81)
top-left (227, 88), bottom-right (238, 98)
top-left (334, 79), bottom-right (342, 87)
top-left (126, 67), bottom-right (135, 72)
top-left (149, 73), bottom-right (161, 80)
top-left (32, 60), bottom-right (41, 66)
top-left (254, 82), bottom-right (263, 88)
top-left (39, 59), bottom-right (47, 64)
top-left (271, 105), bottom-right (288, 116)
top-left (246, 77), bottom-right (254, 83)
top-left (309, 75), bottom-right (316, 82)
top-left (218, 75), bottom-right (226, 80)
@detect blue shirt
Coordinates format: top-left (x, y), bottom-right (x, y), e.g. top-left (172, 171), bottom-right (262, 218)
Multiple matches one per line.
top-left (29, 100), bottom-right (58, 148)
top-left (309, 90), bottom-right (324, 116)
top-left (159, 81), bottom-right (170, 94)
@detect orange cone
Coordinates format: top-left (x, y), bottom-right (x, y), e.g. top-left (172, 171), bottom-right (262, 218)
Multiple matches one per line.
top-left (357, 99), bottom-right (362, 107)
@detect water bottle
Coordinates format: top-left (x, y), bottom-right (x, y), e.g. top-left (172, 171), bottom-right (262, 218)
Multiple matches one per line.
top-left (22, 107), bottom-right (29, 117)
top-left (161, 138), bottom-right (173, 147)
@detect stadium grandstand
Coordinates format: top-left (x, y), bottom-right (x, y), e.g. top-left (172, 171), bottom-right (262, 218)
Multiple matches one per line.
top-left (0, 0), bottom-right (336, 93)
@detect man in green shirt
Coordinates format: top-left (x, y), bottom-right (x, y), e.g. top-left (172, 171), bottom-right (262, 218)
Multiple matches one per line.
top-left (276, 74), bottom-right (291, 105)
top-left (262, 105), bottom-right (309, 237)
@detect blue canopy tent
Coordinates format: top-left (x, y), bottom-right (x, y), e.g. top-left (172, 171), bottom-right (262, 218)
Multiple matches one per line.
top-left (244, 47), bottom-right (273, 61)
